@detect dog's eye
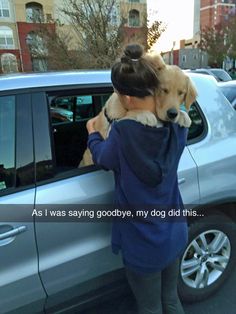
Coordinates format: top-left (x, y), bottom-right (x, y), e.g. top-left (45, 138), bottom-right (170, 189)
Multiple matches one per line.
top-left (178, 90), bottom-right (185, 96)
top-left (162, 88), bottom-right (169, 94)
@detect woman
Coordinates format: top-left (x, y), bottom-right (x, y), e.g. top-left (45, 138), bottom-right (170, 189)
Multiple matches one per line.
top-left (86, 44), bottom-right (187, 314)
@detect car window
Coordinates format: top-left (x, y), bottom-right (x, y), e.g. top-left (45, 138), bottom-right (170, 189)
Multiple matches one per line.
top-left (0, 96), bottom-right (16, 192)
top-left (47, 91), bottom-right (112, 174)
top-left (210, 69), bottom-right (232, 82)
top-left (187, 103), bottom-right (205, 142)
top-left (219, 86), bottom-right (236, 103)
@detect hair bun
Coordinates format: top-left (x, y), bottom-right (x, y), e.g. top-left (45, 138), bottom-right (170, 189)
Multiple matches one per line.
top-left (124, 44), bottom-right (143, 60)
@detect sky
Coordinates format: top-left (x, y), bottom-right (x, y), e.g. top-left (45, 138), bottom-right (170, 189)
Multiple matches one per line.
top-left (147, 0), bottom-right (195, 52)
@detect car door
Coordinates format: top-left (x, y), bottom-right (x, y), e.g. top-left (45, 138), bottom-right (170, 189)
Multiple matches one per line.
top-left (187, 77), bottom-right (236, 204)
top-left (0, 94), bottom-right (46, 314)
top-left (32, 90), bottom-right (123, 311)
top-left (177, 103), bottom-right (204, 205)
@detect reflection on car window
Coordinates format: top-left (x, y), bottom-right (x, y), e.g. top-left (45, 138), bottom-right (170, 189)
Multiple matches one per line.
top-left (50, 95), bottom-right (97, 123)
top-left (188, 103), bottom-right (205, 141)
top-left (220, 86), bottom-right (235, 103)
top-left (0, 96), bottom-right (16, 191)
top-left (47, 92), bottom-right (112, 173)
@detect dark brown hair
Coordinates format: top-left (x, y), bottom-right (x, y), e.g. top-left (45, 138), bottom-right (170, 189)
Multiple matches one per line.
top-left (111, 44), bottom-right (159, 98)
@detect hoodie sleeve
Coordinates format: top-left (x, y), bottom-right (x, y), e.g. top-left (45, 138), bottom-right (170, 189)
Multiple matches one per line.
top-left (87, 126), bottom-right (119, 171)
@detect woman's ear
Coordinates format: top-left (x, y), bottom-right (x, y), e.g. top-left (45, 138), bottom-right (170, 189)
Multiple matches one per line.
top-left (123, 95), bottom-right (132, 109)
top-left (117, 94), bottom-right (131, 110)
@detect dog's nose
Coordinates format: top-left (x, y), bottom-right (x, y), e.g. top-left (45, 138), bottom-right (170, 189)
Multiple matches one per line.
top-left (167, 108), bottom-right (178, 120)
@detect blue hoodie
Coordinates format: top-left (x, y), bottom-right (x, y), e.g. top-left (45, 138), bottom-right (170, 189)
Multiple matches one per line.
top-left (88, 119), bottom-right (188, 273)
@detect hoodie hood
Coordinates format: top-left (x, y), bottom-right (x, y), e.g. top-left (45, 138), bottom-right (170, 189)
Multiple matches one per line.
top-left (114, 119), bottom-right (179, 187)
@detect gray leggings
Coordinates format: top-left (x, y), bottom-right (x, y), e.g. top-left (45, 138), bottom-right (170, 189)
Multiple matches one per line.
top-left (125, 258), bottom-right (185, 314)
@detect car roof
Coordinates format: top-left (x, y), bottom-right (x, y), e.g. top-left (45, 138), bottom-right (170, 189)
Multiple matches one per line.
top-left (0, 69), bottom-right (212, 93)
top-left (0, 70), bottom-right (112, 92)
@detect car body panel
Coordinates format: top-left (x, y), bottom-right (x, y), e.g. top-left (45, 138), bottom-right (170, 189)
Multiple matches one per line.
top-left (0, 190), bottom-right (46, 314)
top-left (187, 75), bottom-right (236, 203)
top-left (34, 171), bottom-right (123, 299)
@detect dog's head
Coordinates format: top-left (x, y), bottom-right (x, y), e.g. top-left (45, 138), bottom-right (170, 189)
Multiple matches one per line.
top-left (144, 51), bottom-right (166, 72)
top-left (154, 65), bottom-right (197, 123)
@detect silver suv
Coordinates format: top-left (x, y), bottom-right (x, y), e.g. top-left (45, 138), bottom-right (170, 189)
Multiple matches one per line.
top-left (0, 71), bottom-right (236, 313)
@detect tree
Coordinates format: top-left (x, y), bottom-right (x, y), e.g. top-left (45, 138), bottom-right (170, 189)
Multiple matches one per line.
top-left (60, 0), bottom-right (126, 68)
top-left (30, 0), bottom-right (166, 70)
top-left (199, 25), bottom-right (230, 67)
top-left (147, 20), bottom-right (166, 51)
top-left (199, 14), bottom-right (236, 67)
top-left (224, 15), bottom-right (236, 61)
top-left (34, 22), bottom-right (83, 70)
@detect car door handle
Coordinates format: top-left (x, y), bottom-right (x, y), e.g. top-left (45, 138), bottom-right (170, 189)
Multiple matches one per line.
top-left (178, 178), bottom-right (186, 185)
top-left (0, 226), bottom-right (27, 240)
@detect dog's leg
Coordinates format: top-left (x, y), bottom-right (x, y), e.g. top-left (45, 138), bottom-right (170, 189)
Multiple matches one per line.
top-left (121, 110), bottom-right (162, 127)
top-left (177, 110), bottom-right (192, 128)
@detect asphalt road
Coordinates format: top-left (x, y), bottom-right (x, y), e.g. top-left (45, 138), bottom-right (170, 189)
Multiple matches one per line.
top-left (82, 265), bottom-right (236, 314)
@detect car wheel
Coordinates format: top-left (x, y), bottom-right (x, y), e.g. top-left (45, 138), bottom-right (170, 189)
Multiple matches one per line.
top-left (178, 214), bottom-right (236, 302)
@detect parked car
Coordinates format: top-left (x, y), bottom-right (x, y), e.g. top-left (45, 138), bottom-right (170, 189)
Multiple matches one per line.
top-left (218, 80), bottom-right (236, 109)
top-left (188, 68), bottom-right (232, 82)
top-left (50, 107), bottom-right (73, 123)
top-left (0, 71), bottom-right (236, 313)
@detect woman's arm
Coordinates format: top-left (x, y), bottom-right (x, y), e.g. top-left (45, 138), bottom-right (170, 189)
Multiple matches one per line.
top-left (87, 117), bottom-right (119, 171)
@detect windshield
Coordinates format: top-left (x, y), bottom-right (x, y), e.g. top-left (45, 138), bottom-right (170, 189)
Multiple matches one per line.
top-left (210, 69), bottom-right (232, 82)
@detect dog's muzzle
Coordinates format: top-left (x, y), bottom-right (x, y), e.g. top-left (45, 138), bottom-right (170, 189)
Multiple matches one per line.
top-left (167, 108), bottom-right (178, 121)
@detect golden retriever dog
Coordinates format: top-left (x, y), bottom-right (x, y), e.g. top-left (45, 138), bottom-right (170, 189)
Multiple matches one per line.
top-left (145, 53), bottom-right (197, 124)
top-left (80, 53), bottom-right (197, 167)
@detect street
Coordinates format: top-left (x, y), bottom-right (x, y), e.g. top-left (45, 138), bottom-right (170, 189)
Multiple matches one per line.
top-left (82, 265), bottom-right (236, 314)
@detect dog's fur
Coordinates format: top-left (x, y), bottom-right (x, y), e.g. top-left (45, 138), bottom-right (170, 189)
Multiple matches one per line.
top-left (80, 53), bottom-right (197, 167)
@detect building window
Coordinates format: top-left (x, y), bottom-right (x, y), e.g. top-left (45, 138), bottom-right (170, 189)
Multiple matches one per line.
top-left (1, 53), bottom-right (18, 73)
top-left (129, 9), bottom-right (140, 27)
top-left (26, 2), bottom-right (44, 23)
top-left (0, 0), bottom-right (10, 18)
top-left (26, 32), bottom-right (48, 71)
top-left (109, 7), bottom-right (118, 24)
top-left (0, 26), bottom-right (14, 49)
top-left (182, 55), bottom-right (187, 63)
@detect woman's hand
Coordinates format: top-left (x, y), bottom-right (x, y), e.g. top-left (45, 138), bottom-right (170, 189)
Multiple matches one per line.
top-left (86, 116), bottom-right (99, 134)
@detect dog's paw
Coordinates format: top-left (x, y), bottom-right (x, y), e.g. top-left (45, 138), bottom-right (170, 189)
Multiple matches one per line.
top-left (124, 110), bottom-right (160, 127)
top-left (177, 110), bottom-right (192, 128)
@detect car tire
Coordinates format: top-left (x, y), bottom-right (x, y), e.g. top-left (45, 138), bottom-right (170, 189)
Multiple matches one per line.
top-left (178, 213), bottom-right (236, 303)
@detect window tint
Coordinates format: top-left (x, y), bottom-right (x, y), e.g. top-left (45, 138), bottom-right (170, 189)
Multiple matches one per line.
top-left (187, 103), bottom-right (205, 141)
top-left (0, 95), bottom-right (15, 191)
top-left (48, 92), bottom-right (112, 173)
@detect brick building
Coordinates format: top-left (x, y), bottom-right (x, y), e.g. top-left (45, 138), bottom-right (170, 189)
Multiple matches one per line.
top-left (200, 0), bottom-right (236, 30)
top-left (0, 0), bottom-right (148, 73)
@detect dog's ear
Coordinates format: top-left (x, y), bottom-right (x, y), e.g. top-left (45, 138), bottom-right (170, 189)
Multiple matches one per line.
top-left (185, 77), bottom-right (197, 111)
top-left (145, 52), bottom-right (166, 71)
